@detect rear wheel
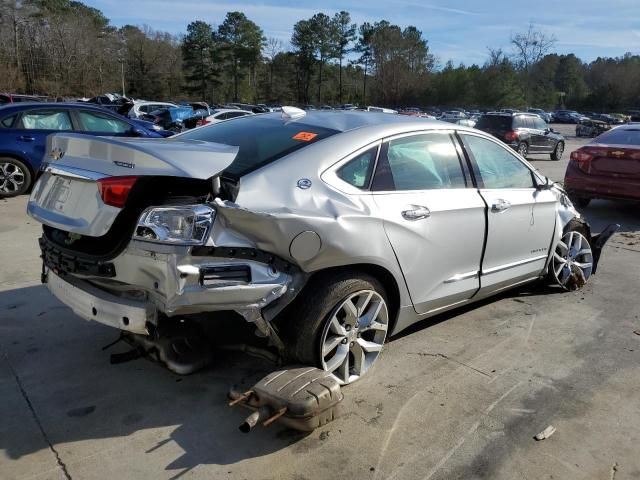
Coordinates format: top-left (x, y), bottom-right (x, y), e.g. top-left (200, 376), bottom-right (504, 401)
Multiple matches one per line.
top-left (551, 142), bottom-right (564, 161)
top-left (517, 142), bottom-right (528, 158)
top-left (550, 223), bottom-right (593, 291)
top-left (0, 158), bottom-right (31, 197)
top-left (280, 271), bottom-right (389, 385)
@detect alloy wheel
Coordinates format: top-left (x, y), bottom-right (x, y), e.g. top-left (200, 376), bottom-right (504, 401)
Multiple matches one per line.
top-left (517, 143), bottom-right (528, 157)
top-left (0, 162), bottom-right (26, 195)
top-left (552, 231), bottom-right (593, 290)
top-left (320, 290), bottom-right (388, 385)
top-left (555, 143), bottom-right (564, 159)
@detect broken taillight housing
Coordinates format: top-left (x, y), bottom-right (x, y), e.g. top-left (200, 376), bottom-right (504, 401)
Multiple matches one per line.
top-left (570, 149), bottom-right (593, 173)
top-left (97, 176), bottom-right (138, 208)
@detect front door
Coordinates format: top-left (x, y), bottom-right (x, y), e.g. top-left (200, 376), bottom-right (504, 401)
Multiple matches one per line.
top-left (372, 131), bottom-right (486, 314)
top-left (460, 133), bottom-right (557, 295)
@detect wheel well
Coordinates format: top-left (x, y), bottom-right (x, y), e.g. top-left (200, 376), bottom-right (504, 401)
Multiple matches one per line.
top-left (307, 263), bottom-right (401, 333)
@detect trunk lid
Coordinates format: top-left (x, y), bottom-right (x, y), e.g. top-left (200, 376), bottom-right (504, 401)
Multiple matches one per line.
top-left (28, 133), bottom-right (238, 237)
top-left (588, 144), bottom-right (640, 177)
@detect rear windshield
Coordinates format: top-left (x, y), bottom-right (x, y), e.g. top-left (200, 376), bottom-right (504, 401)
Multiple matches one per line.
top-left (475, 115), bottom-right (512, 131)
top-left (178, 116), bottom-right (339, 177)
top-left (596, 128), bottom-right (640, 146)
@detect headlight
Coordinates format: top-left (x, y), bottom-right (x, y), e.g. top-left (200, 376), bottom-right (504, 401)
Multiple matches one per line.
top-left (133, 205), bottom-right (214, 245)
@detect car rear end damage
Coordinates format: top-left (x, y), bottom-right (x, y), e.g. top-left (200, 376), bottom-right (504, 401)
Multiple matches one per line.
top-left (28, 133), bottom-right (311, 351)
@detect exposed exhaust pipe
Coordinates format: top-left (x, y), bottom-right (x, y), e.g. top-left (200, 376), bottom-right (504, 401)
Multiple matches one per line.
top-left (239, 406), bottom-right (272, 433)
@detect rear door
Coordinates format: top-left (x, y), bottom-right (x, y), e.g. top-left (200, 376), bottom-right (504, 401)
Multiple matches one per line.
top-left (459, 132), bottom-right (557, 295)
top-left (15, 108), bottom-right (74, 170)
top-left (371, 131), bottom-right (486, 314)
top-left (73, 109), bottom-right (139, 137)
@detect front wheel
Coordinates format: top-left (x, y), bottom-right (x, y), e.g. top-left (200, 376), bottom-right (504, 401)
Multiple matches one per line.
top-left (551, 142), bottom-right (564, 161)
top-left (0, 158), bottom-right (31, 197)
top-left (550, 225), bottom-right (593, 291)
top-left (280, 272), bottom-right (389, 385)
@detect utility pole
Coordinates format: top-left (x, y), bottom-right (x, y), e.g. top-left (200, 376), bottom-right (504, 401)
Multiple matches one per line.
top-left (121, 60), bottom-right (126, 97)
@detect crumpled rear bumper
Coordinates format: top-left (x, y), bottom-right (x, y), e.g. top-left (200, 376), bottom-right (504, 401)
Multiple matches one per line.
top-left (41, 235), bottom-right (297, 335)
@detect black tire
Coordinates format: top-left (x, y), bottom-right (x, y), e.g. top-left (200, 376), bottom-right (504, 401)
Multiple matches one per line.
top-left (551, 141), bottom-right (564, 161)
top-left (278, 270), bottom-right (388, 368)
top-left (0, 157), bottom-right (31, 197)
top-left (517, 142), bottom-right (528, 158)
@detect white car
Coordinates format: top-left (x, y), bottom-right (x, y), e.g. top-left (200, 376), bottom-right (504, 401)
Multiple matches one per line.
top-left (200, 109), bottom-right (253, 126)
top-left (366, 106), bottom-right (398, 114)
top-left (128, 101), bottom-right (178, 119)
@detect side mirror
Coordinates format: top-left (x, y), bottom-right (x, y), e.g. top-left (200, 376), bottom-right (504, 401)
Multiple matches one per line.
top-left (536, 177), bottom-right (552, 191)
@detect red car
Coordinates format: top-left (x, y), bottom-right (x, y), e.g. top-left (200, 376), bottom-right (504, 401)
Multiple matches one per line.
top-left (564, 125), bottom-right (640, 207)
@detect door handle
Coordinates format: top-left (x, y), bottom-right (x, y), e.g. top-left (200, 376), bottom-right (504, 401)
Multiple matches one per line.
top-left (18, 135), bottom-right (35, 142)
top-left (401, 206), bottom-right (431, 221)
top-left (491, 199), bottom-right (511, 212)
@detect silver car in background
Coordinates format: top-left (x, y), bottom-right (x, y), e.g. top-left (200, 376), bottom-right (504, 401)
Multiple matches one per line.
top-left (27, 109), bottom-right (617, 384)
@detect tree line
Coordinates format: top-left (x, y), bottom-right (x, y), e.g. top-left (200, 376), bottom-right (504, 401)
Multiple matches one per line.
top-left (1, 0), bottom-right (639, 111)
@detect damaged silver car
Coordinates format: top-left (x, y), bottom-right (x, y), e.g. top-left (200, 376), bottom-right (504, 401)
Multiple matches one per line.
top-left (27, 108), bottom-right (618, 384)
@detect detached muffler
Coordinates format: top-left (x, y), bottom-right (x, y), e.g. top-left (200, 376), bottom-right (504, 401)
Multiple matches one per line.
top-left (228, 367), bottom-right (343, 432)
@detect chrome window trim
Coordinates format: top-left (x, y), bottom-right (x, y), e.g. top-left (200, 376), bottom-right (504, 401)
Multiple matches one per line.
top-left (320, 140), bottom-right (382, 195)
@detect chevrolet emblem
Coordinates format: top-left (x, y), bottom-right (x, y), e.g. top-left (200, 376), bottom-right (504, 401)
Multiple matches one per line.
top-left (610, 150), bottom-right (625, 157)
top-left (49, 147), bottom-right (65, 160)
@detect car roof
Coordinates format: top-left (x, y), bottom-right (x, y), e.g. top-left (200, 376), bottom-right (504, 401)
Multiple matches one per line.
top-left (260, 110), bottom-right (443, 133)
top-left (0, 102), bottom-right (127, 113)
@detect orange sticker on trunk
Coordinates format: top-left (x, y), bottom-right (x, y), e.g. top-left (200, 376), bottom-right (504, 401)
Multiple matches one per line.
top-left (293, 131), bottom-right (318, 141)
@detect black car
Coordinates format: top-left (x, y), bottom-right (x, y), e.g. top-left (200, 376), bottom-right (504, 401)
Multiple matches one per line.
top-left (475, 112), bottom-right (565, 160)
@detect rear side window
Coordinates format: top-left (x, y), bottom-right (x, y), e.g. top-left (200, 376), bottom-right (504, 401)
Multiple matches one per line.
top-left (0, 115), bottom-right (16, 128)
top-left (337, 147), bottom-right (377, 189)
top-left (21, 110), bottom-right (72, 130)
top-left (595, 128), bottom-right (640, 146)
top-left (178, 116), bottom-right (339, 177)
top-left (0, 95), bottom-right (10, 104)
top-left (373, 133), bottom-right (466, 191)
top-left (77, 110), bottom-right (131, 133)
top-left (462, 134), bottom-right (534, 189)
top-left (475, 115), bottom-right (512, 131)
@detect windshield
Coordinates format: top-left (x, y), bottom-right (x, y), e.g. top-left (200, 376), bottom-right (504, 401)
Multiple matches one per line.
top-left (177, 115), bottom-right (339, 177)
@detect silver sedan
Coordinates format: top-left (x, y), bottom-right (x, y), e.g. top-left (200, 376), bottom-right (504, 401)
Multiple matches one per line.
top-left (27, 108), bottom-right (617, 384)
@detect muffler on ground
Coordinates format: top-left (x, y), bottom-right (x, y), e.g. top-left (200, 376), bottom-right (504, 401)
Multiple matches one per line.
top-left (228, 367), bottom-right (343, 432)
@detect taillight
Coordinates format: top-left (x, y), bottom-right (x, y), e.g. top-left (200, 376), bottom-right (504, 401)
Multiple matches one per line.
top-left (197, 119), bottom-right (210, 126)
top-left (570, 149), bottom-right (593, 173)
top-left (97, 176), bottom-right (138, 208)
top-left (504, 131), bottom-right (518, 142)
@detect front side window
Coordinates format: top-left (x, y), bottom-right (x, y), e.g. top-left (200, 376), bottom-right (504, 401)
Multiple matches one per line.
top-left (374, 133), bottom-right (466, 191)
top-left (21, 110), bottom-right (72, 130)
top-left (77, 111), bottom-right (131, 133)
top-left (462, 134), bottom-right (534, 189)
top-left (533, 117), bottom-right (547, 130)
top-left (337, 147), bottom-right (377, 189)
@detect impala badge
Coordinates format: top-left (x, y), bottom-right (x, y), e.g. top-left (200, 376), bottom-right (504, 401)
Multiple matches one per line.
top-left (611, 151), bottom-right (625, 157)
top-left (113, 161), bottom-right (135, 169)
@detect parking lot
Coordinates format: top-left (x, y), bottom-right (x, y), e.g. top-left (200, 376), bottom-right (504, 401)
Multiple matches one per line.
top-left (1, 123), bottom-right (640, 480)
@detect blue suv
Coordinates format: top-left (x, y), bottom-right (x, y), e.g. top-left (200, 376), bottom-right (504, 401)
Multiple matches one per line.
top-left (0, 103), bottom-right (165, 197)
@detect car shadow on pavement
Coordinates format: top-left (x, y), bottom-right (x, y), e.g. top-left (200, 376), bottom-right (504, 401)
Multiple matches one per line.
top-left (0, 285), bottom-right (311, 479)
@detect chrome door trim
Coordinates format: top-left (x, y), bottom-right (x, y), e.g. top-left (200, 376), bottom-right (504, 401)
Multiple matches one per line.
top-left (482, 255), bottom-right (548, 275)
top-left (444, 270), bottom-right (479, 284)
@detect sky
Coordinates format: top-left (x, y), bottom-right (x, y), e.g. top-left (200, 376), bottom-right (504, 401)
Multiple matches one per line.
top-left (87, 0), bottom-right (640, 67)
